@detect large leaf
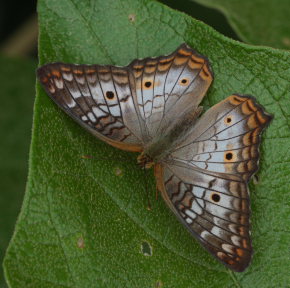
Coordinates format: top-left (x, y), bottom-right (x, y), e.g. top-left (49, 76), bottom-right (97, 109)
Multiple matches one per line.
top-left (0, 56), bottom-right (36, 287)
top-left (193, 0), bottom-right (290, 49)
top-left (4, 0), bottom-right (290, 287)
top-left (160, 0), bottom-right (240, 42)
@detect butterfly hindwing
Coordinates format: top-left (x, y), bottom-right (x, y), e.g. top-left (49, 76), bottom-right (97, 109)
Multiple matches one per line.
top-left (155, 162), bottom-right (251, 272)
top-left (156, 95), bottom-right (272, 271)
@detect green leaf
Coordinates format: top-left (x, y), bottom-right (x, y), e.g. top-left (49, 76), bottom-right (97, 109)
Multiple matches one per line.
top-left (160, 0), bottom-right (240, 42)
top-left (4, 0), bottom-right (290, 287)
top-left (0, 56), bottom-right (36, 287)
top-left (193, 0), bottom-right (290, 49)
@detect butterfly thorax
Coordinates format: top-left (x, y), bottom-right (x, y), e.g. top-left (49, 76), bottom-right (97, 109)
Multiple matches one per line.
top-left (140, 106), bottom-right (203, 166)
top-left (137, 153), bottom-right (155, 169)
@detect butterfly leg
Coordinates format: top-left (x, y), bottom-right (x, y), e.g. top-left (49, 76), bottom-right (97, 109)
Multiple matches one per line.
top-left (142, 165), bottom-right (152, 211)
top-left (154, 164), bottom-right (165, 202)
top-left (155, 182), bottom-right (160, 201)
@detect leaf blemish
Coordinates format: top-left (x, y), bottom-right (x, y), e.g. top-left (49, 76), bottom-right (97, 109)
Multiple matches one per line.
top-left (81, 155), bottom-right (93, 159)
top-left (253, 174), bottom-right (259, 185)
top-left (155, 280), bottom-right (163, 288)
top-left (114, 167), bottom-right (123, 176)
top-left (77, 236), bottom-right (85, 249)
top-left (141, 241), bottom-right (152, 256)
top-left (128, 14), bottom-right (136, 22)
top-left (282, 37), bottom-right (290, 47)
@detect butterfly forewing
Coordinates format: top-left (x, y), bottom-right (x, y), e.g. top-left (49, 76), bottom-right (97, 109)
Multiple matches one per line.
top-left (37, 62), bottom-right (145, 152)
top-left (37, 43), bottom-right (212, 152)
top-left (129, 43), bottom-right (213, 138)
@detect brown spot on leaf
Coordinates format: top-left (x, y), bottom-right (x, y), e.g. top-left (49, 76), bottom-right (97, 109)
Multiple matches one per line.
top-left (77, 236), bottom-right (85, 249)
top-left (81, 155), bottom-right (93, 159)
top-left (282, 37), bottom-right (290, 47)
top-left (155, 280), bottom-right (163, 288)
top-left (128, 14), bottom-right (136, 22)
top-left (114, 167), bottom-right (123, 176)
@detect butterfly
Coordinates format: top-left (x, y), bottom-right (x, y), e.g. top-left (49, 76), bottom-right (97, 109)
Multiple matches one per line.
top-left (37, 43), bottom-right (272, 272)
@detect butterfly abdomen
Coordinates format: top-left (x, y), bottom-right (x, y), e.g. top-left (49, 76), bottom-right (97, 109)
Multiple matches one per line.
top-left (144, 106), bottom-right (203, 163)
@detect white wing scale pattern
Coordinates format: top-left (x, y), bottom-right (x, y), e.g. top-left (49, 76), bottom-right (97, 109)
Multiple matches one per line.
top-left (157, 95), bottom-right (272, 271)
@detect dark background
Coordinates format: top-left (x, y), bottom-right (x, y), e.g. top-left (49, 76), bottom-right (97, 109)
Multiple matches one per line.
top-left (0, 0), bottom-right (238, 58)
top-left (0, 1), bottom-right (36, 41)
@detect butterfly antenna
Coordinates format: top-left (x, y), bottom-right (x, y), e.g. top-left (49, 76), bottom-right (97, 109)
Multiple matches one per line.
top-left (80, 155), bottom-right (136, 162)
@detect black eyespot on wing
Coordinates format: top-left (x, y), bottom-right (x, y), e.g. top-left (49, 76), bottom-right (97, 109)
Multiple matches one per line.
top-left (226, 117), bottom-right (232, 123)
top-left (226, 152), bottom-right (233, 160)
top-left (145, 81), bottom-right (151, 88)
top-left (106, 91), bottom-right (114, 99)
top-left (211, 193), bottom-right (220, 202)
top-left (181, 79), bottom-right (187, 84)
